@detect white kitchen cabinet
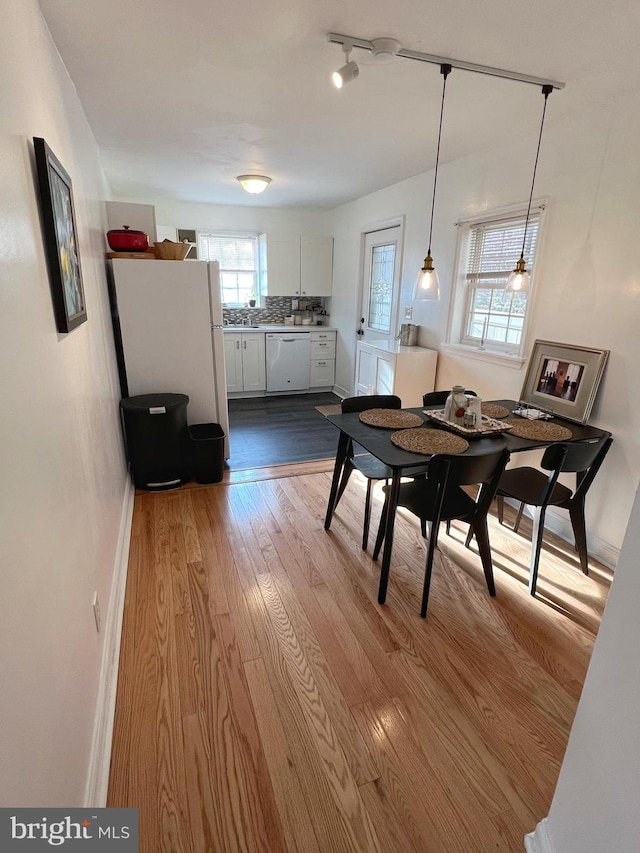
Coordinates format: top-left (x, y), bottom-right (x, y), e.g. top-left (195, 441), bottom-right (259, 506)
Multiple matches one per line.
top-left (309, 330), bottom-right (336, 389)
top-left (355, 340), bottom-right (437, 407)
top-left (259, 234), bottom-right (333, 296)
top-left (224, 332), bottom-right (266, 393)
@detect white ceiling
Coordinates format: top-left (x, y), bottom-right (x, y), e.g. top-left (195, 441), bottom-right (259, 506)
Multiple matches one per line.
top-left (38, 0), bottom-right (640, 210)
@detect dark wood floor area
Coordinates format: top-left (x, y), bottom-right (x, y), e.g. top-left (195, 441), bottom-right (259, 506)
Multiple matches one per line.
top-left (227, 392), bottom-right (341, 470)
top-left (109, 467), bottom-right (612, 852)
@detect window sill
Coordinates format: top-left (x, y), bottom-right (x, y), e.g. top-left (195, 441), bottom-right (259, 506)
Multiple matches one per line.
top-left (440, 342), bottom-right (527, 370)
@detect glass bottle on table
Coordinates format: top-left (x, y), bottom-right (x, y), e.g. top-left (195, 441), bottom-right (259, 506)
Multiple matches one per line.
top-left (444, 385), bottom-right (468, 425)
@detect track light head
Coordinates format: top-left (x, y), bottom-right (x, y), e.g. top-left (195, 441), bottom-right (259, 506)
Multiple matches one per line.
top-left (332, 42), bottom-right (359, 89)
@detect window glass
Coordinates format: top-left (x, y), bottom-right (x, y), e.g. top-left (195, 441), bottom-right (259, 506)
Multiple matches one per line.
top-left (367, 242), bottom-right (396, 333)
top-left (198, 233), bottom-right (258, 305)
top-left (456, 212), bottom-right (541, 353)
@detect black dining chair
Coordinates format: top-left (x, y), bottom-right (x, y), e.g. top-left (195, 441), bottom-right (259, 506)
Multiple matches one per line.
top-left (373, 447), bottom-right (510, 617)
top-left (333, 395), bottom-right (402, 550)
top-left (491, 435), bottom-right (612, 595)
top-left (422, 389), bottom-right (477, 407)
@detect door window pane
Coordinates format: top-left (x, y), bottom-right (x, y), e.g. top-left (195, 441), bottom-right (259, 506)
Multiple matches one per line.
top-left (368, 243), bottom-right (395, 333)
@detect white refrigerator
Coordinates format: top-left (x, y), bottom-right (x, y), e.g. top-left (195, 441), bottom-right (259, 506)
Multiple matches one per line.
top-left (109, 258), bottom-right (230, 457)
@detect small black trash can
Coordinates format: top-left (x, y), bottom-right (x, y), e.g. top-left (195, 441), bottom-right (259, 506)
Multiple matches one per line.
top-left (120, 393), bottom-right (190, 491)
top-left (189, 423), bottom-right (226, 484)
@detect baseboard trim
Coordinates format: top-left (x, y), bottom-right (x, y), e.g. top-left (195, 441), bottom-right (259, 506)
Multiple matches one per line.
top-left (332, 384), bottom-right (348, 400)
top-left (84, 475), bottom-right (135, 807)
top-left (525, 818), bottom-right (554, 853)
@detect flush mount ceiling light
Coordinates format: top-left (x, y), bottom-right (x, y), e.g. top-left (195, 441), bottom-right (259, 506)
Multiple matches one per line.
top-left (505, 84), bottom-right (554, 294)
top-left (332, 41), bottom-right (359, 89)
top-left (413, 63), bottom-right (452, 302)
top-left (237, 175), bottom-right (272, 194)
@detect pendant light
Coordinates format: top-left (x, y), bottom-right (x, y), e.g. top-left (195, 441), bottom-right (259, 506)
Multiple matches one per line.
top-left (505, 84), bottom-right (553, 293)
top-left (414, 64), bottom-right (452, 301)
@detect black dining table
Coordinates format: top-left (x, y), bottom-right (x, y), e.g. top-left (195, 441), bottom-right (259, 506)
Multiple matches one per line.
top-left (324, 399), bottom-right (609, 605)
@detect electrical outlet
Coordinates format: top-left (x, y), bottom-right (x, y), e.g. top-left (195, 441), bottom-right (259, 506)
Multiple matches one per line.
top-left (404, 305), bottom-right (413, 320)
top-left (92, 592), bottom-right (101, 633)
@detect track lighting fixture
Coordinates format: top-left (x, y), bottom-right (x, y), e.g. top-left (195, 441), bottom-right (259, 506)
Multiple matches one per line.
top-left (505, 84), bottom-right (553, 293)
top-left (332, 42), bottom-right (359, 89)
top-left (413, 64), bottom-right (452, 302)
top-left (237, 175), bottom-right (272, 194)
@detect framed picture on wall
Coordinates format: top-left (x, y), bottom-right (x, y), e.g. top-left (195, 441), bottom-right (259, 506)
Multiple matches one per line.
top-left (519, 339), bottom-right (609, 423)
top-left (33, 137), bottom-right (87, 332)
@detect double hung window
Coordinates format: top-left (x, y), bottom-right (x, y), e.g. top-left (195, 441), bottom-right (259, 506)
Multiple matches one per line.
top-left (448, 207), bottom-right (543, 358)
top-left (197, 232), bottom-right (258, 305)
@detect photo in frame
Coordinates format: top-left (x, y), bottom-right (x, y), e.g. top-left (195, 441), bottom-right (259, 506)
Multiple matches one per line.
top-left (519, 339), bottom-right (609, 423)
top-left (33, 137), bottom-right (87, 332)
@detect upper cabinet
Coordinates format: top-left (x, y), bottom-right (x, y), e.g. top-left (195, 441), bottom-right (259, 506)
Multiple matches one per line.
top-left (259, 234), bottom-right (333, 297)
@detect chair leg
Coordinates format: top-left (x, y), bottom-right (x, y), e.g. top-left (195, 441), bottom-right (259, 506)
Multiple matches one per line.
top-left (446, 520), bottom-right (451, 536)
top-left (420, 522), bottom-right (440, 618)
top-left (528, 506), bottom-right (547, 596)
top-left (513, 502), bottom-right (525, 534)
top-left (497, 495), bottom-right (504, 525)
top-left (568, 499), bottom-right (589, 575)
top-left (334, 460), bottom-right (355, 510)
top-left (372, 495), bottom-right (389, 561)
top-left (420, 518), bottom-right (427, 538)
top-left (470, 517), bottom-right (496, 597)
top-left (362, 479), bottom-right (373, 550)
top-left (464, 526), bottom-right (473, 548)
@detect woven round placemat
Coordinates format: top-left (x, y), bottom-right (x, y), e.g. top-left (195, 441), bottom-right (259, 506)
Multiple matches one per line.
top-left (359, 409), bottom-right (424, 429)
top-left (481, 402), bottom-right (510, 419)
top-left (390, 428), bottom-right (469, 455)
top-left (504, 418), bottom-right (573, 441)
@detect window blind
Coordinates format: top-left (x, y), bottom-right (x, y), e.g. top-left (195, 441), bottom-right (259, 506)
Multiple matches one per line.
top-left (466, 215), bottom-right (540, 287)
top-left (197, 233), bottom-right (257, 270)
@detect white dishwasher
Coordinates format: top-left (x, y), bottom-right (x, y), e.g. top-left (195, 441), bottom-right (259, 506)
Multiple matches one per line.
top-left (266, 332), bottom-right (311, 392)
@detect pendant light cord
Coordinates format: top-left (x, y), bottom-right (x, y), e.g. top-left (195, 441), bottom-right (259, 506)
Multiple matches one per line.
top-left (519, 84), bottom-right (553, 261)
top-left (427, 64), bottom-right (452, 254)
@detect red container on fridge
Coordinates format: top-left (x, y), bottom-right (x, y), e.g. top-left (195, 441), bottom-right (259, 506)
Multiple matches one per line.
top-left (107, 226), bottom-right (149, 252)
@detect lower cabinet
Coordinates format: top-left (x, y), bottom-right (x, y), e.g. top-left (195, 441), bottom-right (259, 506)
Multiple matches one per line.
top-left (224, 333), bottom-right (266, 393)
top-left (355, 340), bottom-right (437, 407)
top-left (309, 330), bottom-right (336, 388)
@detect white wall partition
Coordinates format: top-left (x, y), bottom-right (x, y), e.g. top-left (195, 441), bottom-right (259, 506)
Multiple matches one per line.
top-left (0, 0), bottom-right (128, 806)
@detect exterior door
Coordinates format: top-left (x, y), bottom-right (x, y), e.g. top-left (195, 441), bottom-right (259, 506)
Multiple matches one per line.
top-left (357, 225), bottom-right (402, 346)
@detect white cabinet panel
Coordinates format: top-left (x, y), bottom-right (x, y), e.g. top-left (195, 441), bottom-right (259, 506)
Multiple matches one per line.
top-left (355, 341), bottom-right (437, 407)
top-left (259, 234), bottom-right (333, 296)
top-left (225, 332), bottom-right (265, 392)
top-left (310, 358), bottom-right (335, 388)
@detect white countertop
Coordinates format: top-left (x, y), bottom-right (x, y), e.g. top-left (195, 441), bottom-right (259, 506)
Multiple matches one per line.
top-left (223, 324), bottom-right (336, 332)
top-left (356, 338), bottom-right (433, 354)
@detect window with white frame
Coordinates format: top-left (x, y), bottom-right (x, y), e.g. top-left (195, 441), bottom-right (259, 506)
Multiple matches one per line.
top-left (197, 232), bottom-right (258, 305)
top-left (449, 208), bottom-right (542, 356)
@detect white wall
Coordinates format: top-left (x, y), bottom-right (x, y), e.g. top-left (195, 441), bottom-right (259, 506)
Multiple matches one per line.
top-left (529, 484), bottom-right (640, 852)
top-left (119, 197), bottom-right (331, 241)
top-left (0, 0), bottom-right (128, 805)
top-left (325, 84), bottom-right (640, 558)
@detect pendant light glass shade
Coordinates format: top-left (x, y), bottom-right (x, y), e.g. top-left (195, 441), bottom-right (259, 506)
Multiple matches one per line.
top-left (413, 254), bottom-right (440, 300)
top-left (505, 257), bottom-right (530, 293)
top-left (505, 84), bottom-right (553, 294)
top-left (414, 64), bottom-right (452, 302)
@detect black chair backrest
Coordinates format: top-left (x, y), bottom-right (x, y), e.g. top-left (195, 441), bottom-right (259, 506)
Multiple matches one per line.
top-left (540, 435), bottom-right (612, 501)
top-left (541, 435), bottom-right (611, 475)
top-left (428, 448), bottom-right (510, 518)
top-left (341, 394), bottom-right (402, 414)
top-left (423, 390), bottom-right (477, 407)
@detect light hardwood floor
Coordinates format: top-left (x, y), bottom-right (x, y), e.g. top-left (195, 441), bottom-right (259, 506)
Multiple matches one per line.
top-left (108, 467), bottom-right (612, 852)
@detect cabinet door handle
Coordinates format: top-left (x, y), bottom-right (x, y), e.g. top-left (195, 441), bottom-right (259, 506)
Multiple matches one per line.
top-left (236, 341), bottom-right (240, 349)
top-left (318, 361), bottom-right (326, 365)
top-left (243, 341), bottom-right (246, 349)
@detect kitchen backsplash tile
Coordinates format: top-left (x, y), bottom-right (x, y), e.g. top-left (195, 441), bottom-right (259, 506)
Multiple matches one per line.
top-left (223, 295), bottom-right (328, 325)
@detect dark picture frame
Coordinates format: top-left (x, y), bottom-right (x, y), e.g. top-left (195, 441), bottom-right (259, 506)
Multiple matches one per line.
top-left (33, 137), bottom-right (87, 332)
top-left (519, 339), bottom-right (609, 423)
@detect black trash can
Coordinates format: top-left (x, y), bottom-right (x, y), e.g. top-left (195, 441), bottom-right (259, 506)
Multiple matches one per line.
top-left (120, 393), bottom-right (190, 491)
top-left (189, 423), bottom-right (226, 484)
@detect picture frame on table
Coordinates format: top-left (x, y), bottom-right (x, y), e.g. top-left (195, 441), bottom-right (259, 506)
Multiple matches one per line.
top-left (519, 339), bottom-right (609, 423)
top-left (33, 137), bottom-right (87, 333)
